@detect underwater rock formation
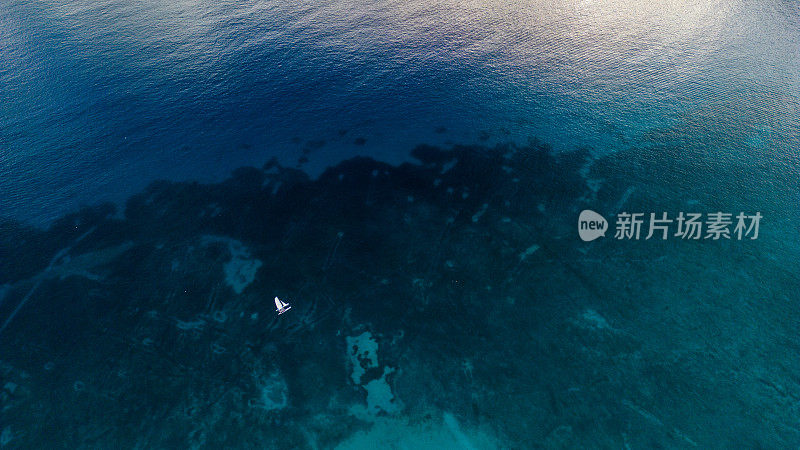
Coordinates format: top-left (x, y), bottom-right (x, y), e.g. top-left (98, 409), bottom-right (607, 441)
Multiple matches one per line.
top-left (0, 140), bottom-right (797, 448)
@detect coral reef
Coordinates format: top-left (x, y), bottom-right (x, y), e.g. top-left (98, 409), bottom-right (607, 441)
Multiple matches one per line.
top-left (0, 140), bottom-right (797, 448)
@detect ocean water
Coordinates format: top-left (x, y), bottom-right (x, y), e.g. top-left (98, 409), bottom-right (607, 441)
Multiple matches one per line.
top-left (2, 0), bottom-right (798, 225)
top-left (1, 0), bottom-right (800, 448)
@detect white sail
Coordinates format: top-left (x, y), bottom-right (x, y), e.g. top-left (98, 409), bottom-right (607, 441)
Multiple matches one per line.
top-left (275, 296), bottom-right (291, 314)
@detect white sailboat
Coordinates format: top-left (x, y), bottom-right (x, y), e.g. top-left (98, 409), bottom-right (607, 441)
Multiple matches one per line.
top-left (274, 296), bottom-right (292, 315)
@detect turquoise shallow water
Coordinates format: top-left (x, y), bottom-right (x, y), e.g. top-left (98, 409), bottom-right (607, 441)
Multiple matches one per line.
top-left (0, 142), bottom-right (798, 447)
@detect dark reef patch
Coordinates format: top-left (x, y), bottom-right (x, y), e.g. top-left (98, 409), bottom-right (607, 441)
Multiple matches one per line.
top-left (0, 140), bottom-right (797, 448)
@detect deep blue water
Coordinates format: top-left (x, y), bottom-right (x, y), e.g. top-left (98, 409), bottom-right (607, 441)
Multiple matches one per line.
top-left (2, 0), bottom-right (798, 225)
top-left (2, 1), bottom-right (800, 447)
